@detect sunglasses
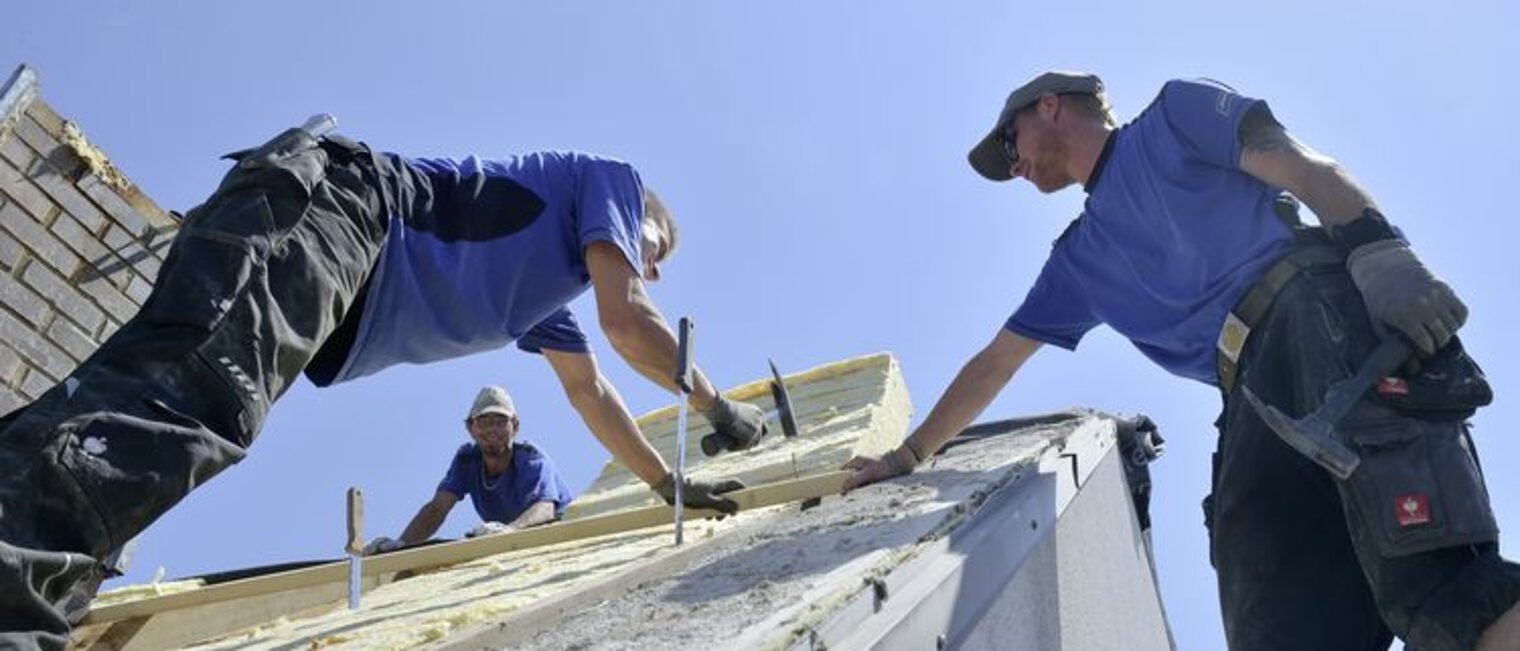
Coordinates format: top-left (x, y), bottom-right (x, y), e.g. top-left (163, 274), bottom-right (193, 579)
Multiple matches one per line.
top-left (998, 122), bottom-right (1020, 168)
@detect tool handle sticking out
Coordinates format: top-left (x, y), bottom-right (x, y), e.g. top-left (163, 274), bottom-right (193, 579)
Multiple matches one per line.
top-left (675, 317), bottom-right (694, 393)
top-left (346, 487), bottom-right (364, 555)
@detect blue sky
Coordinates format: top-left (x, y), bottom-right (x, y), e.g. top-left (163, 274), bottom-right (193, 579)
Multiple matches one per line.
top-left (4, 2), bottom-right (1516, 648)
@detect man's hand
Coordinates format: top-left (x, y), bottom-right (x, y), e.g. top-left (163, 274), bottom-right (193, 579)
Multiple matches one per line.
top-left (699, 396), bottom-right (769, 456)
top-left (652, 473), bottom-right (746, 515)
top-left (466, 521), bottom-right (515, 538)
top-left (841, 447), bottom-right (917, 493)
top-left (1347, 240), bottom-right (1467, 356)
top-left (362, 536), bottom-right (404, 556)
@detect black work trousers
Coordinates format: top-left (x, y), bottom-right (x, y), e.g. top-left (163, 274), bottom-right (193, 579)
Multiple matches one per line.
top-left (1208, 252), bottom-right (1520, 650)
top-left (0, 137), bottom-right (391, 651)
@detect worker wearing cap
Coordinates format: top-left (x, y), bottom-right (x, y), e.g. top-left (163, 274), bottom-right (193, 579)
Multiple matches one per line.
top-left (363, 386), bottom-right (576, 555)
top-left (0, 129), bottom-right (767, 650)
top-left (843, 72), bottom-right (1520, 649)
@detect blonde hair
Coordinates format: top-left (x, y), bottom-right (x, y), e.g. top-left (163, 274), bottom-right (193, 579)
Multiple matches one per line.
top-left (1066, 92), bottom-right (1118, 128)
top-left (641, 185), bottom-right (677, 258)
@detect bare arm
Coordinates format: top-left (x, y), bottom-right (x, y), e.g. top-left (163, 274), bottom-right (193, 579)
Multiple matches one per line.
top-left (1237, 105), bottom-right (1375, 228)
top-left (906, 329), bottom-right (1042, 458)
top-left (843, 329), bottom-right (1041, 491)
top-left (398, 490), bottom-right (459, 544)
top-left (543, 347), bottom-right (670, 485)
top-left (584, 241), bottom-right (722, 410)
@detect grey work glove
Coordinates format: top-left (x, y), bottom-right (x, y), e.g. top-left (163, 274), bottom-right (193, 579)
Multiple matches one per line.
top-left (362, 536), bottom-right (404, 556)
top-left (653, 473), bottom-right (746, 515)
top-left (466, 521), bottom-right (515, 538)
top-left (1347, 239), bottom-right (1467, 356)
top-left (699, 396), bottom-right (769, 456)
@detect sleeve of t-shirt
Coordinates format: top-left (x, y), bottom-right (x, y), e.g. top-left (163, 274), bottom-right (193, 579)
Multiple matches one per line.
top-left (1003, 251), bottom-right (1100, 350)
top-left (436, 445), bottom-right (474, 498)
top-left (516, 307), bottom-right (592, 355)
top-left (1156, 78), bottom-right (1266, 169)
top-left (519, 448), bottom-right (575, 517)
top-left (573, 155), bottom-right (645, 273)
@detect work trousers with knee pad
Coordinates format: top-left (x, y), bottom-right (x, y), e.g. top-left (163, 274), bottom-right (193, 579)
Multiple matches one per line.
top-left (1206, 251), bottom-right (1520, 650)
top-left (0, 136), bottom-right (396, 651)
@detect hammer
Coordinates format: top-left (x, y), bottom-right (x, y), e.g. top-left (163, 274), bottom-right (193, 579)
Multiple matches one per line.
top-left (1240, 337), bottom-right (1411, 480)
top-left (698, 358), bottom-right (801, 456)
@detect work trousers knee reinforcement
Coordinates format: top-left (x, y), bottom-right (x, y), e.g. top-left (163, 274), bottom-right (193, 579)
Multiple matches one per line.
top-left (0, 136), bottom-right (392, 650)
top-left (1205, 264), bottom-right (1520, 651)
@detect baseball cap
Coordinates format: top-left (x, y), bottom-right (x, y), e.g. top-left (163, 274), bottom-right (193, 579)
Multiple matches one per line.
top-left (467, 385), bottom-right (517, 420)
top-left (968, 71), bottom-right (1104, 181)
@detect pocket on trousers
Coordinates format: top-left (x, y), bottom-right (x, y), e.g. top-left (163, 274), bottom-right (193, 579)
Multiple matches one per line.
top-left (55, 405), bottom-right (245, 551)
top-left (1338, 416), bottom-right (1498, 558)
top-left (140, 195), bottom-right (272, 332)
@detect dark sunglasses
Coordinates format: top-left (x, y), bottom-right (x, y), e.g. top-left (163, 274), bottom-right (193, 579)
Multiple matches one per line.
top-left (998, 123), bottom-right (1020, 167)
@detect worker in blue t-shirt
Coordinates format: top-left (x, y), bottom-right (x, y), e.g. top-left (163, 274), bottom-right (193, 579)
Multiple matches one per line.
top-left (843, 72), bottom-right (1519, 650)
top-left (0, 131), bottom-right (767, 649)
top-left (363, 386), bottom-right (576, 555)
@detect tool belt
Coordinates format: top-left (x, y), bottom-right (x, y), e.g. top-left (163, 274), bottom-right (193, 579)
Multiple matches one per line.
top-left (1215, 238), bottom-right (1343, 394)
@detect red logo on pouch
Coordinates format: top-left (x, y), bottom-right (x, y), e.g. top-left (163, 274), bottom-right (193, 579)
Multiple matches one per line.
top-left (1395, 493), bottom-right (1431, 527)
top-left (1377, 377), bottom-right (1409, 396)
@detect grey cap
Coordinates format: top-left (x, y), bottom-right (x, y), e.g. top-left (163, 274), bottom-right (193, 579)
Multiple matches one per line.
top-left (467, 385), bottom-right (516, 420)
top-left (968, 71), bottom-right (1104, 181)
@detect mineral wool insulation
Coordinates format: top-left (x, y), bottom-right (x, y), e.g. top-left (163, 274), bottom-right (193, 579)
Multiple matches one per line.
top-left (88, 352), bottom-right (910, 649)
top-left (85, 353), bottom-right (1167, 650)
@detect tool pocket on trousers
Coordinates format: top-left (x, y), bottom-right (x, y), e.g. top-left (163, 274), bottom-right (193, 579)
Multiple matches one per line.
top-left (1338, 417), bottom-right (1497, 558)
top-left (140, 195), bottom-right (272, 332)
top-left (54, 405), bottom-right (245, 552)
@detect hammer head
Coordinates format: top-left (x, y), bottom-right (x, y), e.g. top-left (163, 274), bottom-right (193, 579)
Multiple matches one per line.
top-left (769, 359), bottom-right (800, 439)
top-left (1241, 385), bottom-right (1360, 480)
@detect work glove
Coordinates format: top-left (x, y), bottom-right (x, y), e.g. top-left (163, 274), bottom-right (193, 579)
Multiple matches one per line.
top-left (652, 473), bottom-right (746, 515)
top-left (466, 521), bottom-right (515, 538)
top-left (699, 396), bottom-right (769, 456)
top-left (1346, 239), bottom-right (1467, 356)
top-left (840, 446), bottom-right (918, 493)
top-left (362, 536), bottom-right (404, 556)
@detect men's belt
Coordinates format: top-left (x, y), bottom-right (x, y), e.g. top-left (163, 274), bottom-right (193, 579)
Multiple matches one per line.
top-left (1216, 244), bottom-right (1343, 394)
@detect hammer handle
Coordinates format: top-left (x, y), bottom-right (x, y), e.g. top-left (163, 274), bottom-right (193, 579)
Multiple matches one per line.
top-left (674, 317), bottom-right (695, 393)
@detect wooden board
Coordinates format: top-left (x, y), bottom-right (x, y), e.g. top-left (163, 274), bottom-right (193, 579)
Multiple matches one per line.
top-left (78, 471), bottom-right (850, 627)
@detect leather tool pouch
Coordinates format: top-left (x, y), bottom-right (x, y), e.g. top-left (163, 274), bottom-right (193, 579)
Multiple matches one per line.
top-left (1336, 410), bottom-right (1498, 558)
top-left (1369, 336), bottom-right (1492, 421)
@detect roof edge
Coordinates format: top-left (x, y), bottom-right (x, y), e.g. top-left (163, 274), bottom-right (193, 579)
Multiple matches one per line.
top-left (1, 64), bottom-right (39, 142)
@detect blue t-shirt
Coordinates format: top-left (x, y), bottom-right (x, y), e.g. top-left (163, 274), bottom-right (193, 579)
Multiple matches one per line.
top-left (325, 151), bottom-right (646, 384)
top-left (437, 441), bottom-right (576, 523)
top-left (1005, 79), bottom-right (1297, 385)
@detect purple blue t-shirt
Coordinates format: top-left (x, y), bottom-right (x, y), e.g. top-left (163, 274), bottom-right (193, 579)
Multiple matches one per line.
top-left (317, 151), bottom-right (646, 385)
top-left (438, 441), bottom-right (575, 523)
top-left (1004, 79), bottom-right (1297, 385)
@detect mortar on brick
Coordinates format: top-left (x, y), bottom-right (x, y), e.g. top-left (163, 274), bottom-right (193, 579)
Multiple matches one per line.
top-left (1, 131), bottom-right (36, 169)
top-left (19, 366), bottom-right (55, 400)
top-left (0, 341), bottom-right (22, 384)
top-left (124, 274), bottom-right (152, 304)
top-left (0, 309), bottom-right (73, 380)
top-left (0, 270), bottom-right (51, 326)
top-left (21, 260), bottom-right (106, 333)
top-left (10, 115), bottom-right (67, 172)
top-left (0, 155), bottom-right (59, 222)
top-left (0, 385), bottom-right (23, 416)
top-left (76, 274), bottom-right (137, 323)
top-left (45, 317), bottom-right (96, 363)
top-left (0, 228), bottom-right (22, 270)
top-left (33, 164), bottom-right (108, 232)
top-left (49, 209), bottom-right (115, 270)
